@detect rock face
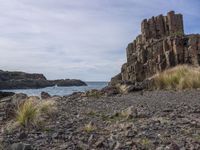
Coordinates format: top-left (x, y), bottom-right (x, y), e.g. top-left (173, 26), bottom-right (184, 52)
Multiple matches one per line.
top-left (0, 70), bottom-right (87, 89)
top-left (111, 11), bottom-right (200, 85)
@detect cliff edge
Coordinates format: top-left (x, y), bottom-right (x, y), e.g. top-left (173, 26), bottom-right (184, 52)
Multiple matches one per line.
top-left (110, 11), bottom-right (200, 86)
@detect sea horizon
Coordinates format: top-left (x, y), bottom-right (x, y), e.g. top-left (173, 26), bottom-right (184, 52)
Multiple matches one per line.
top-left (0, 81), bottom-right (108, 96)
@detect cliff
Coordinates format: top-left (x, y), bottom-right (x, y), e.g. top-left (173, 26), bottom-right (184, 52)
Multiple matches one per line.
top-left (0, 70), bottom-right (87, 89)
top-left (111, 11), bottom-right (200, 85)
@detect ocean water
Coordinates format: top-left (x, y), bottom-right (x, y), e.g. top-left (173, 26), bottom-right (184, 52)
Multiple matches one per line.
top-left (1, 82), bottom-right (108, 96)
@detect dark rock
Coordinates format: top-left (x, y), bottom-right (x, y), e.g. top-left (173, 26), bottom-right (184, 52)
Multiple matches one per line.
top-left (41, 92), bottom-right (51, 99)
top-left (0, 70), bottom-right (87, 89)
top-left (0, 91), bottom-right (15, 99)
top-left (101, 86), bottom-right (119, 96)
top-left (0, 70), bottom-right (46, 81)
top-left (169, 142), bottom-right (180, 150)
top-left (52, 79), bottom-right (87, 87)
top-left (18, 132), bottom-right (28, 140)
top-left (0, 93), bottom-right (28, 119)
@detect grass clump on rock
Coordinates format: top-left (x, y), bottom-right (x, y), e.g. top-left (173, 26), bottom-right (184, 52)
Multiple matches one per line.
top-left (152, 65), bottom-right (200, 90)
top-left (83, 122), bottom-right (96, 133)
top-left (15, 98), bottom-right (57, 128)
top-left (16, 100), bottom-right (38, 127)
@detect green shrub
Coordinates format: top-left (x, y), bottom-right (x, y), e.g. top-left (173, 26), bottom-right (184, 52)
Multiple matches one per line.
top-left (153, 65), bottom-right (200, 90)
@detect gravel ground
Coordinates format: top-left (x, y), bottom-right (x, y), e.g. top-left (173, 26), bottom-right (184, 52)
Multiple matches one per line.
top-left (1, 90), bottom-right (200, 149)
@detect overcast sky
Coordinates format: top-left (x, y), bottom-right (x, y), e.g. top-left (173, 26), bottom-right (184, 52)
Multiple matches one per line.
top-left (0, 0), bottom-right (199, 81)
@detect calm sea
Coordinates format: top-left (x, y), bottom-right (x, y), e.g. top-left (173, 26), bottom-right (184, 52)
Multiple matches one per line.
top-left (1, 82), bottom-right (108, 96)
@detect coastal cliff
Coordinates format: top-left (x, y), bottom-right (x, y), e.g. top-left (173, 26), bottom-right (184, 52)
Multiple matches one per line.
top-left (111, 11), bottom-right (200, 85)
top-left (0, 70), bottom-right (87, 89)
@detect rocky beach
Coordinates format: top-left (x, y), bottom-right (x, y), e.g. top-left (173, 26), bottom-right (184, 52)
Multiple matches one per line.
top-left (1, 10), bottom-right (200, 150)
top-left (1, 90), bottom-right (200, 149)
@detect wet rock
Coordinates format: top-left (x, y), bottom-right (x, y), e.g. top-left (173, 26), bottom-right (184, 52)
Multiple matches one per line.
top-left (0, 91), bottom-right (15, 99)
top-left (41, 92), bottom-right (51, 99)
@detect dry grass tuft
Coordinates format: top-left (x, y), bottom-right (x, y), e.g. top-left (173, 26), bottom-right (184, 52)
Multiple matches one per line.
top-left (15, 98), bottom-right (57, 128)
top-left (152, 65), bottom-right (200, 90)
top-left (16, 100), bottom-right (38, 127)
top-left (38, 99), bottom-right (57, 117)
top-left (83, 122), bottom-right (96, 133)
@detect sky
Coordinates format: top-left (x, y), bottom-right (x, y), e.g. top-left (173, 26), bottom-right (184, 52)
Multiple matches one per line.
top-left (0, 0), bottom-right (199, 81)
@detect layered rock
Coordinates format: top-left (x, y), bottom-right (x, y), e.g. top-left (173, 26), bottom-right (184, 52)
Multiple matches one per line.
top-left (111, 11), bottom-right (200, 85)
top-left (0, 70), bottom-right (87, 89)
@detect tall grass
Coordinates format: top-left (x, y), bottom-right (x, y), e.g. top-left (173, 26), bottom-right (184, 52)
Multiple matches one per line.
top-left (16, 100), bottom-right (38, 127)
top-left (15, 99), bottom-right (57, 128)
top-left (152, 65), bottom-right (200, 90)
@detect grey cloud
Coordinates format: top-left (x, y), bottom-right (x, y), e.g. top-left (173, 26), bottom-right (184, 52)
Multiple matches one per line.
top-left (0, 0), bottom-right (199, 81)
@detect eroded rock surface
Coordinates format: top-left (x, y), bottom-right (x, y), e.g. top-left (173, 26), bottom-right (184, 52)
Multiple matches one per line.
top-left (111, 11), bottom-right (200, 85)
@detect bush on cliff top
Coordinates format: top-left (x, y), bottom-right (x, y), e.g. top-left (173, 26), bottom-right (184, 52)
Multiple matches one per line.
top-left (152, 65), bottom-right (200, 90)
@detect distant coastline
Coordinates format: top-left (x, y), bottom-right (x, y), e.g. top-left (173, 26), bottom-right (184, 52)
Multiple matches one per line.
top-left (0, 70), bottom-right (87, 90)
top-left (0, 81), bottom-right (108, 96)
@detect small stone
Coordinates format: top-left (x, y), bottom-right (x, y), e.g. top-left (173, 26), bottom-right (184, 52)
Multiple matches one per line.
top-left (41, 92), bottom-right (51, 99)
top-left (11, 143), bottom-right (32, 150)
top-left (18, 132), bottom-right (28, 139)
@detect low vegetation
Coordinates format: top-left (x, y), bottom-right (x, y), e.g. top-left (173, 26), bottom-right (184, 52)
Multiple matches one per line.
top-left (83, 122), bottom-right (96, 133)
top-left (14, 98), bottom-right (57, 129)
top-left (152, 65), bottom-right (200, 90)
top-left (85, 89), bottom-right (103, 98)
top-left (16, 100), bottom-right (38, 127)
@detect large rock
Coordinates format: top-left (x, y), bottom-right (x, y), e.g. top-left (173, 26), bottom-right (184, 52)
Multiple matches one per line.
top-left (41, 91), bottom-right (51, 99)
top-left (110, 11), bottom-right (200, 86)
top-left (0, 91), bottom-right (15, 99)
top-left (0, 70), bottom-right (87, 89)
top-left (0, 93), bottom-right (28, 120)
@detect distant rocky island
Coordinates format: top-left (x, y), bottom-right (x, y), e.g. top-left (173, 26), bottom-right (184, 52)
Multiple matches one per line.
top-left (0, 70), bottom-right (87, 89)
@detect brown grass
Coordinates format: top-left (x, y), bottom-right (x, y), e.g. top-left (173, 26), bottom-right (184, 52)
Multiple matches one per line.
top-left (152, 65), bottom-right (200, 90)
top-left (15, 98), bottom-right (57, 128)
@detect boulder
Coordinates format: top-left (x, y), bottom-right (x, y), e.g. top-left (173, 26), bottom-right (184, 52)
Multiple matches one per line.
top-left (0, 93), bottom-right (28, 120)
top-left (0, 91), bottom-right (15, 99)
top-left (101, 86), bottom-right (119, 96)
top-left (41, 92), bottom-right (51, 99)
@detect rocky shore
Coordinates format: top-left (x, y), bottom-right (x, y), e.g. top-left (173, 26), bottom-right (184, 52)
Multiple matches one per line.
top-left (1, 90), bottom-right (200, 149)
top-left (1, 10), bottom-right (200, 150)
top-left (110, 11), bottom-right (200, 87)
top-left (0, 70), bottom-right (87, 89)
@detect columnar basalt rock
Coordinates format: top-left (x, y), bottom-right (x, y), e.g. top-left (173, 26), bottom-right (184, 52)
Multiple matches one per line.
top-left (111, 11), bottom-right (200, 85)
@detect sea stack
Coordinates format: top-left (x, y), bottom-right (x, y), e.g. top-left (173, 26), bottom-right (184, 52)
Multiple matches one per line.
top-left (110, 11), bottom-right (200, 85)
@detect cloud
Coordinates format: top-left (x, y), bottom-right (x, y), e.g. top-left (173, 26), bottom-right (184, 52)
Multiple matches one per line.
top-left (0, 0), bottom-right (199, 81)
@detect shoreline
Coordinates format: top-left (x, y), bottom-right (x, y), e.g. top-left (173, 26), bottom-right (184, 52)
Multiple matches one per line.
top-left (1, 89), bottom-right (200, 149)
